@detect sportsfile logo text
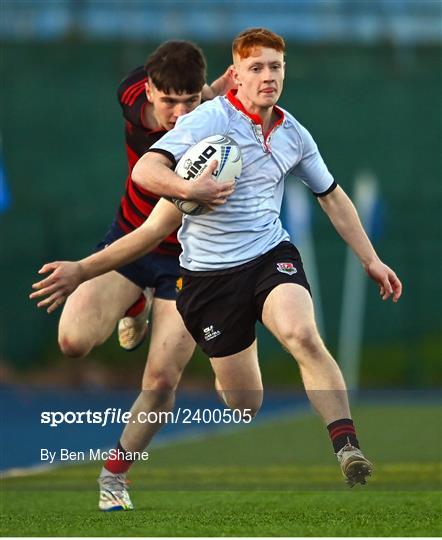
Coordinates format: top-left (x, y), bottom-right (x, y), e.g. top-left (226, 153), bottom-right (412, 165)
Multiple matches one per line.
top-left (41, 407), bottom-right (253, 428)
top-left (41, 408), bottom-right (132, 428)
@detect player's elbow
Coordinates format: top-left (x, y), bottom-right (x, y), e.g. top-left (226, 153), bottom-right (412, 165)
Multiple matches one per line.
top-left (131, 157), bottom-right (150, 188)
top-left (132, 152), bottom-right (162, 189)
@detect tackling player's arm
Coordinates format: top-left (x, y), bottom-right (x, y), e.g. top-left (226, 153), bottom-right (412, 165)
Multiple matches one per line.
top-left (317, 185), bottom-right (402, 302)
top-left (132, 152), bottom-right (234, 206)
top-left (202, 65), bottom-right (235, 100)
top-left (30, 199), bottom-right (182, 313)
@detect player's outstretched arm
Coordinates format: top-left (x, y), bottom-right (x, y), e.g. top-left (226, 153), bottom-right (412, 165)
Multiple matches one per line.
top-left (318, 185), bottom-right (402, 302)
top-left (202, 65), bottom-right (236, 100)
top-left (30, 199), bottom-right (182, 313)
top-left (132, 153), bottom-right (234, 206)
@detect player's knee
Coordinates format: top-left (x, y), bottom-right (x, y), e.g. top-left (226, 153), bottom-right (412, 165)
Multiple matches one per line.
top-left (282, 324), bottom-right (323, 358)
top-left (218, 389), bottom-right (263, 419)
top-left (58, 334), bottom-right (91, 358)
top-left (237, 397), bottom-right (262, 419)
top-left (243, 399), bottom-right (261, 419)
top-left (142, 370), bottom-right (181, 393)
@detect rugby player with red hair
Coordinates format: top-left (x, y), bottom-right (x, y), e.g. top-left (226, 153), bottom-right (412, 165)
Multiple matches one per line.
top-left (32, 28), bottom-right (402, 502)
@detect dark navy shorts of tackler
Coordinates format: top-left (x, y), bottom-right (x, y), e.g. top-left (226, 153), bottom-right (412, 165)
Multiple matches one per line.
top-left (95, 220), bottom-right (181, 300)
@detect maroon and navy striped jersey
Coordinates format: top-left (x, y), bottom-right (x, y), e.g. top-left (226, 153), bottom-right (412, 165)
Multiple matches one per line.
top-left (116, 66), bottom-right (180, 256)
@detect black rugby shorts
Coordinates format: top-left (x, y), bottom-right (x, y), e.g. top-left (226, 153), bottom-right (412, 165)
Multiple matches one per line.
top-left (176, 241), bottom-right (311, 357)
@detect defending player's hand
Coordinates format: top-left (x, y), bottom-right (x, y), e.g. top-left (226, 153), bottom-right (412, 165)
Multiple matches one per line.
top-left (187, 160), bottom-right (235, 207)
top-left (365, 259), bottom-right (402, 303)
top-left (202, 65), bottom-right (237, 100)
top-left (212, 65), bottom-right (237, 96)
top-left (29, 261), bottom-right (85, 313)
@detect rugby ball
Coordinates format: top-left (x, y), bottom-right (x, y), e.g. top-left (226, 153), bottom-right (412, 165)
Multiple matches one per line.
top-left (173, 134), bottom-right (242, 215)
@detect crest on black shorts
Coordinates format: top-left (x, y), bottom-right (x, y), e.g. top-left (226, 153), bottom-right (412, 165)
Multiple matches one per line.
top-left (176, 277), bottom-right (183, 292)
top-left (276, 262), bottom-right (297, 275)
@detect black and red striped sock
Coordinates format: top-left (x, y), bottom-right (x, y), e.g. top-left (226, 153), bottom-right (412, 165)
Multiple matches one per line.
top-left (125, 293), bottom-right (146, 318)
top-left (104, 442), bottom-right (134, 474)
top-left (327, 418), bottom-right (359, 453)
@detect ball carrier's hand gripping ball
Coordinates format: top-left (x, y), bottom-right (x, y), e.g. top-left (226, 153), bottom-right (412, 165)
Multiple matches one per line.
top-left (173, 135), bottom-right (242, 215)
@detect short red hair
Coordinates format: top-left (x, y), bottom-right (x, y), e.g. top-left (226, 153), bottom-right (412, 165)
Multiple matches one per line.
top-left (232, 28), bottom-right (285, 60)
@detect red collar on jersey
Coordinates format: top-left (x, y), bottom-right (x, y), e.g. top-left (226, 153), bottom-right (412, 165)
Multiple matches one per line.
top-left (226, 89), bottom-right (284, 138)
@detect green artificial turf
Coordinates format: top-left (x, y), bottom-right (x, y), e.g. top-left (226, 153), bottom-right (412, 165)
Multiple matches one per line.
top-left (1, 404), bottom-right (441, 536)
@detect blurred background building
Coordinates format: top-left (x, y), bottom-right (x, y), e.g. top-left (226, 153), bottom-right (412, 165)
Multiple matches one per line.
top-left (1, 1), bottom-right (441, 44)
top-left (1, 0), bottom-right (441, 389)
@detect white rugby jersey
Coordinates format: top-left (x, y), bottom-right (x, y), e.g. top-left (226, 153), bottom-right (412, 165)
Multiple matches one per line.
top-left (149, 90), bottom-right (336, 272)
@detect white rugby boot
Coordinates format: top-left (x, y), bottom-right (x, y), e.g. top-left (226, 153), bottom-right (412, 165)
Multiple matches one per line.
top-left (337, 442), bottom-right (374, 487)
top-left (98, 472), bottom-right (133, 511)
top-left (118, 288), bottom-right (153, 351)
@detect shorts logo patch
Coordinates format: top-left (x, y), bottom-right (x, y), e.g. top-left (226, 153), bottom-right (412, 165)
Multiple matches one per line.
top-left (176, 277), bottom-right (183, 292)
top-left (276, 262), bottom-right (297, 275)
top-left (203, 324), bottom-right (222, 341)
